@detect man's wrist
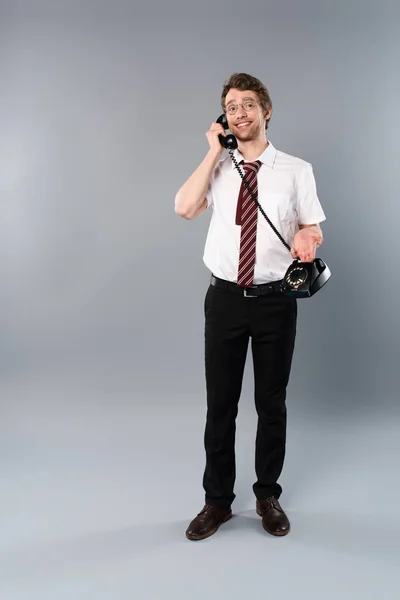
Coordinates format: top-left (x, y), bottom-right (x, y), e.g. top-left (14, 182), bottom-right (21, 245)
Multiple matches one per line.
top-left (206, 148), bottom-right (223, 164)
top-left (296, 227), bottom-right (322, 243)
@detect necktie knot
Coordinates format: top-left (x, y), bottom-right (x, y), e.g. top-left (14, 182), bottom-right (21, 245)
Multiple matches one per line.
top-left (240, 160), bottom-right (262, 176)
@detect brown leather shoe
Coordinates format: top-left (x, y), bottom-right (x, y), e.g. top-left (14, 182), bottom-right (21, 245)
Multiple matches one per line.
top-left (256, 496), bottom-right (290, 536)
top-left (185, 504), bottom-right (232, 541)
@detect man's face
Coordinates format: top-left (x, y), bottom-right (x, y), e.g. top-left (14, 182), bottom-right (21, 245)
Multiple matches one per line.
top-left (224, 88), bottom-right (271, 141)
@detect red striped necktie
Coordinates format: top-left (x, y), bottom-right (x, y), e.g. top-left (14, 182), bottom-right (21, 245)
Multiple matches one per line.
top-left (235, 160), bottom-right (262, 288)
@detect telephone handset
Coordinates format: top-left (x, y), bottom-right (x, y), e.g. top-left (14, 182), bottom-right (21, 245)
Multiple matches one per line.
top-left (214, 112), bottom-right (331, 298)
top-left (216, 114), bottom-right (238, 150)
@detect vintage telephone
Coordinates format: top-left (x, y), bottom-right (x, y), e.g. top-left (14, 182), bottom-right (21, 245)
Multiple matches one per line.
top-left (215, 113), bottom-right (331, 298)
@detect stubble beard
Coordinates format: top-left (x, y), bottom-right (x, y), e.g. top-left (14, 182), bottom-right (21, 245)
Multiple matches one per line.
top-left (234, 121), bottom-right (264, 143)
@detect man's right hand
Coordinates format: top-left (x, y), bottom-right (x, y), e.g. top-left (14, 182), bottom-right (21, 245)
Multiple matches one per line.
top-left (206, 122), bottom-right (225, 155)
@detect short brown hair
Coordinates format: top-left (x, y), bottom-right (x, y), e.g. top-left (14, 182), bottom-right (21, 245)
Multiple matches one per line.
top-left (221, 73), bottom-right (273, 130)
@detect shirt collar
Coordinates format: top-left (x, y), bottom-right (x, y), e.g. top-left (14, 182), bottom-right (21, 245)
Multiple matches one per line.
top-left (223, 141), bottom-right (277, 169)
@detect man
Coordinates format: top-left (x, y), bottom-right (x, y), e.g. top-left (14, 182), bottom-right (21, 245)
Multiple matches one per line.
top-left (174, 73), bottom-right (326, 541)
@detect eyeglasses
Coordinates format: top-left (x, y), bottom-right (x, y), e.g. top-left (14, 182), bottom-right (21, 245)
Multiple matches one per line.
top-left (225, 101), bottom-right (260, 115)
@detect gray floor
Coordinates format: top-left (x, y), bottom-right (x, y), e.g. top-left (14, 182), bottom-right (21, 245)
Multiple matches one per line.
top-left (0, 365), bottom-right (399, 600)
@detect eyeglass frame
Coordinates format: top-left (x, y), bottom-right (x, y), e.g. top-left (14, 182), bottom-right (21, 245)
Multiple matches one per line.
top-left (224, 100), bottom-right (261, 115)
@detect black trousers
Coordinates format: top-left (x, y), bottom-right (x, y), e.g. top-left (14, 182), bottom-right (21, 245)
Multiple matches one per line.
top-left (202, 280), bottom-right (297, 508)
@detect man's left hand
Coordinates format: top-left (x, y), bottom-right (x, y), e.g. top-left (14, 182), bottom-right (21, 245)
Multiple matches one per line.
top-left (291, 224), bottom-right (323, 263)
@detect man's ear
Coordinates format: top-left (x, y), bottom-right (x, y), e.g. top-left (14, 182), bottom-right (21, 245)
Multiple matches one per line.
top-left (264, 107), bottom-right (273, 122)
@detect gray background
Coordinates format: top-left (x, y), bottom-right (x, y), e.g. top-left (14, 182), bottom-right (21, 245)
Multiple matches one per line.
top-left (0, 1), bottom-right (399, 598)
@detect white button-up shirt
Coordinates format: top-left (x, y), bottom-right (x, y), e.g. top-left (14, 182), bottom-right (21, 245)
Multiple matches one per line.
top-left (203, 141), bottom-right (326, 284)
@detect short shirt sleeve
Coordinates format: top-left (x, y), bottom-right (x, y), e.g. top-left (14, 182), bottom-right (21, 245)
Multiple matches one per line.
top-left (296, 163), bottom-right (326, 225)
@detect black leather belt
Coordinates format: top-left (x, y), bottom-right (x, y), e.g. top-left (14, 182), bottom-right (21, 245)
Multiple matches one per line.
top-left (210, 274), bottom-right (284, 297)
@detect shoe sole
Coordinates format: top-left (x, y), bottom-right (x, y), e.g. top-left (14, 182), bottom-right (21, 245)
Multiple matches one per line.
top-left (185, 512), bottom-right (232, 541)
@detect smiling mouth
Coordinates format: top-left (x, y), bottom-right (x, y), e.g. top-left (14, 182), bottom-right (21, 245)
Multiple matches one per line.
top-left (236, 122), bottom-right (252, 128)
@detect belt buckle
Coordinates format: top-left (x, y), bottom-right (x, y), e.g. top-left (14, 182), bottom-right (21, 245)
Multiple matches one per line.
top-left (243, 288), bottom-right (257, 298)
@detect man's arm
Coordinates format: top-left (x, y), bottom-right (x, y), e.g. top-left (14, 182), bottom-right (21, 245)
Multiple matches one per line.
top-left (292, 162), bottom-right (326, 262)
top-left (174, 121), bottom-right (225, 220)
top-left (174, 149), bottom-right (220, 220)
